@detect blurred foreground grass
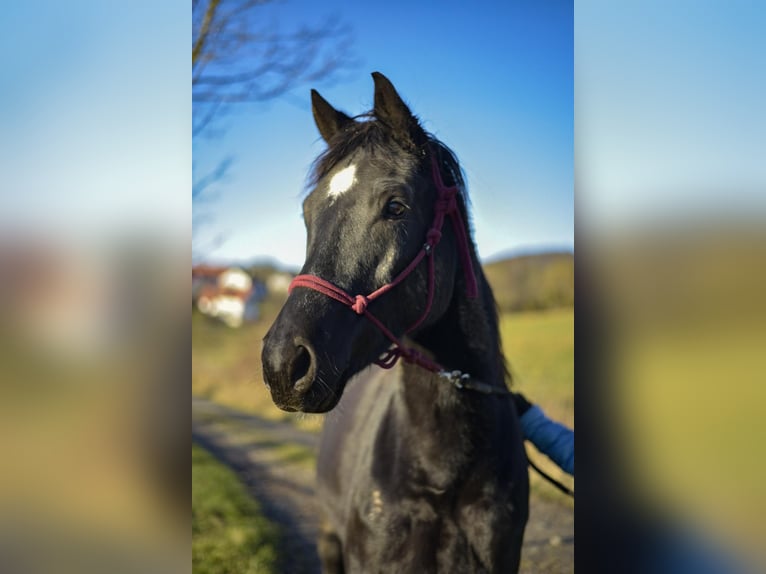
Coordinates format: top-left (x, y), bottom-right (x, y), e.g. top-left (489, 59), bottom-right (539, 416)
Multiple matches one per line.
top-left (596, 232), bottom-right (766, 561)
top-left (192, 443), bottom-right (280, 574)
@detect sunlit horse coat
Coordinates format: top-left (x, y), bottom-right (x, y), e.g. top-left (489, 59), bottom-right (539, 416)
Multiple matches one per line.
top-left (262, 72), bottom-right (529, 573)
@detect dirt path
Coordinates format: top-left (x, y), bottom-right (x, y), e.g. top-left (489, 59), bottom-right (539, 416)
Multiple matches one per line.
top-left (192, 397), bottom-right (573, 573)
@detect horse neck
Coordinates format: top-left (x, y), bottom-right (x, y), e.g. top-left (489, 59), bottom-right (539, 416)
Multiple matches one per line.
top-left (392, 261), bottom-right (506, 470)
top-left (393, 242), bottom-right (506, 419)
top-left (412, 245), bottom-right (506, 388)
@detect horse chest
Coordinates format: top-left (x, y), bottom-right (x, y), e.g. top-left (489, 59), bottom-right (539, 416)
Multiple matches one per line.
top-left (341, 426), bottom-right (508, 572)
top-left (316, 369), bottom-right (526, 572)
top-left (344, 487), bottom-right (486, 574)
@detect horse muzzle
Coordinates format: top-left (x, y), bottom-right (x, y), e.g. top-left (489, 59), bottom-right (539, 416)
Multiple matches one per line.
top-left (261, 311), bottom-right (352, 413)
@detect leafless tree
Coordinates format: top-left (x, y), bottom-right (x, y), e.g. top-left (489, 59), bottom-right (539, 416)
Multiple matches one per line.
top-left (192, 0), bottom-right (356, 138)
top-left (192, 0), bottom-right (356, 258)
top-left (192, 0), bottom-right (356, 256)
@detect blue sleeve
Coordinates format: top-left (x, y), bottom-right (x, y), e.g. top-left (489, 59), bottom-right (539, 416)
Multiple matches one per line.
top-left (519, 405), bottom-right (574, 476)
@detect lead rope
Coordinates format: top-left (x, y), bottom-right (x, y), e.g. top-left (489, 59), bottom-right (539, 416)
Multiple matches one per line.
top-left (445, 371), bottom-right (574, 498)
top-left (527, 457), bottom-right (575, 498)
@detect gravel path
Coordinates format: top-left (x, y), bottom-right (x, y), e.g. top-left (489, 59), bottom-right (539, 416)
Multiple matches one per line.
top-left (192, 397), bottom-right (573, 573)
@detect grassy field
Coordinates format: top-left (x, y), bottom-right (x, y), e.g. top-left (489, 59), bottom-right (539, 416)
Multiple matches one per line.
top-left (499, 308), bottom-right (574, 499)
top-left (192, 443), bottom-right (280, 574)
top-left (500, 308), bottom-right (574, 427)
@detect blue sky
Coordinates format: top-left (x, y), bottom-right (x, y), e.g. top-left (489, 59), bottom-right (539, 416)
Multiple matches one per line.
top-left (194, 0), bottom-right (573, 267)
top-left (2, 2), bottom-right (763, 265)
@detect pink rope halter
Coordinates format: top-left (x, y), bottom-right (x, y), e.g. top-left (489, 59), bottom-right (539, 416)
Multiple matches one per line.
top-left (289, 152), bottom-right (478, 373)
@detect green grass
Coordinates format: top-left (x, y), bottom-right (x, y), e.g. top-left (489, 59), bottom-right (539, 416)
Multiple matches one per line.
top-left (500, 308), bottom-right (574, 427)
top-left (499, 308), bottom-right (574, 500)
top-left (192, 443), bottom-right (280, 574)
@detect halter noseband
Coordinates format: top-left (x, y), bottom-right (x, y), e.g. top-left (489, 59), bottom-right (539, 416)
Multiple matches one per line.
top-left (289, 151), bottom-right (478, 374)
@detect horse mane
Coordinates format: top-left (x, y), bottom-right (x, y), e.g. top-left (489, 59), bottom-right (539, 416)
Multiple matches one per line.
top-left (308, 113), bottom-right (512, 389)
top-left (308, 113), bottom-right (467, 195)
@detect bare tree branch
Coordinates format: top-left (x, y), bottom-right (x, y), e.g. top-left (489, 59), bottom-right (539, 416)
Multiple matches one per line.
top-left (192, 0), bottom-right (220, 66)
top-left (192, 0), bottom-right (357, 254)
top-left (192, 157), bottom-right (233, 202)
top-left (192, 99), bottom-right (223, 138)
top-left (192, 0), bottom-right (357, 133)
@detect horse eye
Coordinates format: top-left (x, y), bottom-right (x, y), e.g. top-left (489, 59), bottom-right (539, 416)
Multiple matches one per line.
top-left (384, 199), bottom-right (407, 218)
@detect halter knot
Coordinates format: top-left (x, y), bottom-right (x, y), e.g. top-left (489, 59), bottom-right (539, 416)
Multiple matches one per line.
top-left (351, 294), bottom-right (369, 315)
top-left (435, 195), bottom-right (457, 215)
top-left (426, 229), bottom-right (442, 246)
top-left (290, 147), bottom-right (477, 377)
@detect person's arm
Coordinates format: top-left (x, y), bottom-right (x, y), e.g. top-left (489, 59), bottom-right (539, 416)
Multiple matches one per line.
top-left (513, 393), bottom-right (574, 476)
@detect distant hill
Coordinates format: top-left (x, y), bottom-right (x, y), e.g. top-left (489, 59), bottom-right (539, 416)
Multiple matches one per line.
top-left (483, 252), bottom-right (574, 312)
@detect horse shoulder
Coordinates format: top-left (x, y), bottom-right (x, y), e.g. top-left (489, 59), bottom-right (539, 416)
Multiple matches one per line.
top-left (316, 367), bottom-right (399, 515)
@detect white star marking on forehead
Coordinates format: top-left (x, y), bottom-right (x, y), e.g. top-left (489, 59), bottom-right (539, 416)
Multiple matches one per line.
top-left (327, 164), bottom-right (357, 200)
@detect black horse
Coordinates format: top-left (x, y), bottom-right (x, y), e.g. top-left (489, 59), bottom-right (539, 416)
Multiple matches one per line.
top-left (262, 72), bottom-right (529, 573)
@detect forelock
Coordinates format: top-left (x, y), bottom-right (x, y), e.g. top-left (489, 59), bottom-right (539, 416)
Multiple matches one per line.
top-left (306, 114), bottom-right (469, 205)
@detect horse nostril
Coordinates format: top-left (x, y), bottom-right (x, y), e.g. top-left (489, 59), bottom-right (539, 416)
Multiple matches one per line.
top-left (292, 345), bottom-right (311, 382)
top-left (291, 342), bottom-right (316, 394)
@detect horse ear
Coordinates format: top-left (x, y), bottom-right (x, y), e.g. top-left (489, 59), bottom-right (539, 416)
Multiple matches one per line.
top-left (311, 89), bottom-right (353, 143)
top-left (371, 72), bottom-right (425, 145)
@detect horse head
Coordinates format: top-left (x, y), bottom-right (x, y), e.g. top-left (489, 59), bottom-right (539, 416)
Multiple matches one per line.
top-left (262, 72), bottom-right (473, 413)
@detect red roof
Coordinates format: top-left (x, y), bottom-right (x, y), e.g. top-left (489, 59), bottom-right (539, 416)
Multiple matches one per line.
top-left (192, 264), bottom-right (230, 278)
top-left (197, 284), bottom-right (252, 301)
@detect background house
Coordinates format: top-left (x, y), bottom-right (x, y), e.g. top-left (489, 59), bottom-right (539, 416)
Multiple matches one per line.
top-left (192, 265), bottom-right (264, 327)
